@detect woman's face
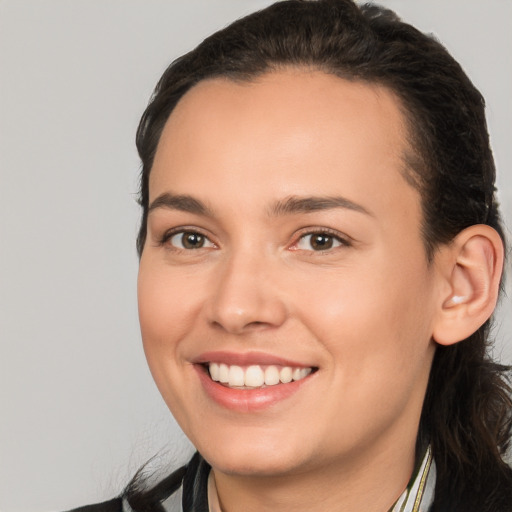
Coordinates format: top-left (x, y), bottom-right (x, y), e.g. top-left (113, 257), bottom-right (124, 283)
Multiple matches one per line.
top-left (138, 70), bottom-right (440, 477)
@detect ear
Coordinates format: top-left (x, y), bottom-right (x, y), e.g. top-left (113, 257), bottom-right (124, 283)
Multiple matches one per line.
top-left (432, 225), bottom-right (504, 346)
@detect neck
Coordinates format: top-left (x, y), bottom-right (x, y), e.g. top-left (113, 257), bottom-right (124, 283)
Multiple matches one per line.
top-left (212, 434), bottom-right (418, 512)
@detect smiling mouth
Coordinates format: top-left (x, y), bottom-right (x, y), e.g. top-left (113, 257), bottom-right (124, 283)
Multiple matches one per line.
top-left (205, 363), bottom-right (316, 389)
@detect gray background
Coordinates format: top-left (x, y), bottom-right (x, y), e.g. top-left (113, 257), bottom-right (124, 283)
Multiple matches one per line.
top-left (1, 1), bottom-right (510, 510)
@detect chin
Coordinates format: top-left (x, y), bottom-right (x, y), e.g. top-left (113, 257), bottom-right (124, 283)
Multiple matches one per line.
top-left (206, 450), bottom-right (306, 477)
top-left (193, 429), bottom-right (311, 477)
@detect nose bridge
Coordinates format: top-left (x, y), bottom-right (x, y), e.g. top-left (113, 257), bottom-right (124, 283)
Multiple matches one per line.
top-left (206, 244), bottom-right (287, 333)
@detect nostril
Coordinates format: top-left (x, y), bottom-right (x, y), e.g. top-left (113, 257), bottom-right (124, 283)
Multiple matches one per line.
top-left (209, 317), bottom-right (279, 334)
top-left (247, 321), bottom-right (267, 328)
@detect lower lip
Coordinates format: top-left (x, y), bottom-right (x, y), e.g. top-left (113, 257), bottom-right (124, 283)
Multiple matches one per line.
top-left (195, 365), bottom-right (312, 412)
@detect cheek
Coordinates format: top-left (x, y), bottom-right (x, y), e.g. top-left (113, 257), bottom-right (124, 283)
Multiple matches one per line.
top-left (137, 262), bottom-right (206, 429)
top-left (137, 261), bottom-right (200, 375)
top-left (298, 263), bottom-right (435, 433)
top-left (294, 255), bottom-right (435, 377)
top-left (138, 259), bottom-right (200, 331)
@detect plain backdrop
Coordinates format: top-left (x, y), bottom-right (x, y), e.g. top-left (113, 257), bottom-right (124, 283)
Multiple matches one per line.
top-left (1, 1), bottom-right (511, 510)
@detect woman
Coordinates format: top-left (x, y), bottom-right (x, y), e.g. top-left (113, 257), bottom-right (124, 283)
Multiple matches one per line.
top-left (73, 0), bottom-right (512, 510)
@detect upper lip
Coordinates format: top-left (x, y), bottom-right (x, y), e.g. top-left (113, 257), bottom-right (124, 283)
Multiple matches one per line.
top-left (193, 350), bottom-right (315, 368)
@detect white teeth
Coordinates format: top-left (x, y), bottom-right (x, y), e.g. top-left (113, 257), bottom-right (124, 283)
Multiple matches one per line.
top-left (264, 365), bottom-right (280, 385)
top-left (293, 367), bottom-right (311, 381)
top-left (219, 363), bottom-right (229, 383)
top-left (280, 366), bottom-right (293, 384)
top-left (244, 365), bottom-right (264, 387)
top-left (209, 362), bottom-right (220, 381)
top-left (228, 365), bottom-right (245, 387)
top-left (292, 367), bottom-right (302, 381)
top-left (208, 363), bottom-right (312, 388)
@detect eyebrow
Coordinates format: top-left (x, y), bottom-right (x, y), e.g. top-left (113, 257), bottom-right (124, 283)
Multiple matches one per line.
top-left (147, 192), bottom-right (372, 218)
top-left (268, 195), bottom-right (372, 217)
top-left (148, 193), bottom-right (214, 217)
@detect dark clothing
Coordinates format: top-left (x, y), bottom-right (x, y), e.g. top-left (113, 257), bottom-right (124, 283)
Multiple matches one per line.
top-left (66, 452), bottom-right (208, 512)
top-left (67, 449), bottom-right (437, 512)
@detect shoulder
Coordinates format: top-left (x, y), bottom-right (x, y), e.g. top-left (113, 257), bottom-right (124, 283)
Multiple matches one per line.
top-left (127, 452), bottom-right (210, 512)
top-left (65, 452), bottom-right (210, 512)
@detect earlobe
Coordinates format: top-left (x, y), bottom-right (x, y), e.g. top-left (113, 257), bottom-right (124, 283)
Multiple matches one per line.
top-left (433, 225), bottom-right (504, 346)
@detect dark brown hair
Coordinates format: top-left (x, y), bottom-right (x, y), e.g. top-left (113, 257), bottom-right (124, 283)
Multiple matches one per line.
top-left (134, 1), bottom-right (512, 510)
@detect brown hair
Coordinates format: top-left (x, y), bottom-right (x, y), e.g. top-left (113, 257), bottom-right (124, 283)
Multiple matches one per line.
top-left (134, 1), bottom-right (512, 510)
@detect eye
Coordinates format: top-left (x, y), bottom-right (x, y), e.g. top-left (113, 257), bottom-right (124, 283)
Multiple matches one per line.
top-left (167, 231), bottom-right (215, 250)
top-left (295, 232), bottom-right (346, 251)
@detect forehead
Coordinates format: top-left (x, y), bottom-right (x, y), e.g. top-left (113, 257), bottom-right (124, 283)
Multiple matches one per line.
top-left (158, 70), bottom-right (410, 163)
top-left (150, 70), bottom-right (420, 227)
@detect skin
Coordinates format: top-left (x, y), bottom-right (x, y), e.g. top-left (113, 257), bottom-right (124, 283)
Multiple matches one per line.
top-left (138, 70), bottom-right (444, 512)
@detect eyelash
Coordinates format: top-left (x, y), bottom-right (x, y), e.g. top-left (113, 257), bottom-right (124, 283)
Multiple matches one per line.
top-left (158, 228), bottom-right (216, 252)
top-left (158, 227), bottom-right (350, 253)
top-left (291, 228), bottom-right (351, 253)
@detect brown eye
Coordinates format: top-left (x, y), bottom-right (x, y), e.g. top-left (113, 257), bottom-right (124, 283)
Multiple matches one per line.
top-left (296, 232), bottom-right (345, 251)
top-left (310, 234), bottom-right (334, 250)
top-left (169, 231), bottom-right (214, 250)
top-left (183, 232), bottom-right (205, 249)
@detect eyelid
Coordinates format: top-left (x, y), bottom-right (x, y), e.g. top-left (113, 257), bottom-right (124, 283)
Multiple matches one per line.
top-left (289, 227), bottom-right (352, 252)
top-left (158, 226), bottom-right (217, 250)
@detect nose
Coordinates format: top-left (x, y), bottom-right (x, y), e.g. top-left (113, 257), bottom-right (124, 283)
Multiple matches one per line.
top-left (205, 252), bottom-right (288, 334)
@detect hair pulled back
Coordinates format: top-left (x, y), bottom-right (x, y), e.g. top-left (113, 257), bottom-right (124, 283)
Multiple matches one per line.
top-left (134, 1), bottom-right (512, 510)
